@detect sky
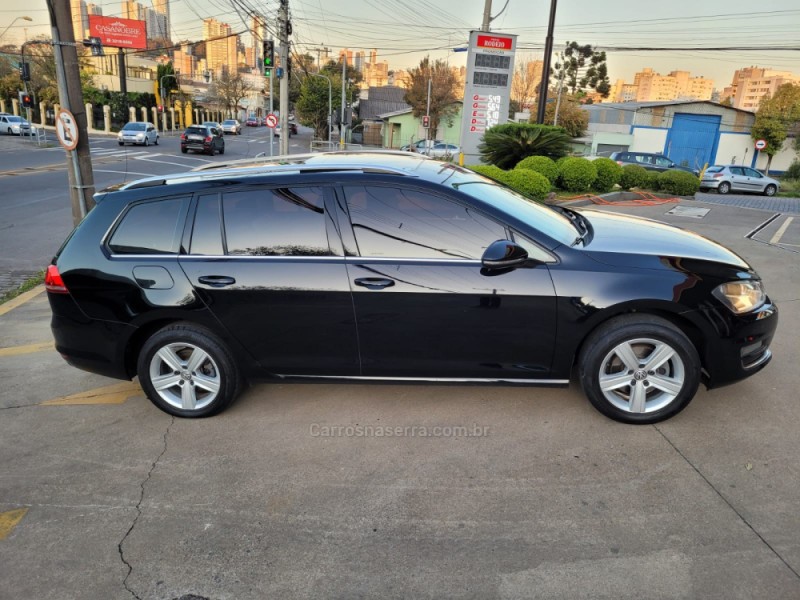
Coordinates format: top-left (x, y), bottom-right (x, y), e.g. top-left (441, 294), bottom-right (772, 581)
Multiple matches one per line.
top-left (2, 0), bottom-right (798, 88)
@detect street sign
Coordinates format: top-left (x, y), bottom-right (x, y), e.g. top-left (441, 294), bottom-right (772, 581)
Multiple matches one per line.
top-left (265, 113), bottom-right (278, 128)
top-left (55, 108), bottom-right (79, 151)
top-left (754, 139), bottom-right (767, 151)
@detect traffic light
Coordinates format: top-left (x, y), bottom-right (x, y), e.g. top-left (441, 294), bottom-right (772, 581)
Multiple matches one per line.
top-left (19, 91), bottom-right (33, 109)
top-left (263, 40), bottom-right (275, 74)
top-left (422, 115), bottom-right (430, 129)
top-left (18, 62), bottom-right (30, 82)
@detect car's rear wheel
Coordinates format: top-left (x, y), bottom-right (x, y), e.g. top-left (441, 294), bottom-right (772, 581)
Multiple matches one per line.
top-left (764, 184), bottom-right (777, 197)
top-left (578, 315), bottom-right (700, 424)
top-left (155, 136), bottom-right (159, 146)
top-left (181, 147), bottom-right (188, 154)
top-left (717, 182), bottom-right (731, 194)
top-left (219, 144), bottom-right (225, 155)
top-left (118, 141), bottom-right (124, 146)
top-left (137, 323), bottom-right (241, 417)
top-left (208, 146), bottom-right (216, 156)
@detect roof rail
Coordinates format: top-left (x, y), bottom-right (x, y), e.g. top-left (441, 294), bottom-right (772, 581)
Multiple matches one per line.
top-left (191, 149), bottom-right (426, 172)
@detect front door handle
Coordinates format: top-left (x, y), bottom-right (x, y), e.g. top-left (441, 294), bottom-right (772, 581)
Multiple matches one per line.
top-left (198, 275), bottom-right (236, 288)
top-left (354, 277), bottom-right (395, 290)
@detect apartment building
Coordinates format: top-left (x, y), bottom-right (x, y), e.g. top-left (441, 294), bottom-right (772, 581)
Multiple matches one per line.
top-left (720, 66), bottom-right (800, 111)
top-left (203, 18), bottom-right (238, 74)
top-left (70, 0), bottom-right (102, 41)
top-left (609, 68), bottom-right (713, 103)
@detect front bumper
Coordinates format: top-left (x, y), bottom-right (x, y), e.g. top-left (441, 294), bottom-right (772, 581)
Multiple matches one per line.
top-left (697, 300), bottom-right (778, 388)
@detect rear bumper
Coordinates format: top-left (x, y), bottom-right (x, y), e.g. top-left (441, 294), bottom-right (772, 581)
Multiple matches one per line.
top-left (182, 142), bottom-right (211, 151)
top-left (700, 179), bottom-right (721, 189)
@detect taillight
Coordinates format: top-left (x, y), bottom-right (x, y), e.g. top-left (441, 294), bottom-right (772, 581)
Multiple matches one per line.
top-left (205, 136), bottom-right (212, 143)
top-left (616, 160), bottom-right (623, 165)
top-left (45, 264), bottom-right (68, 294)
top-left (713, 173), bottom-right (723, 179)
top-left (180, 133), bottom-right (186, 140)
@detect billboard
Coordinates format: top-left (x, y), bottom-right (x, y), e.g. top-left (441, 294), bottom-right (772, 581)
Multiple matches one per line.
top-left (88, 15), bottom-right (147, 50)
top-left (459, 31), bottom-right (517, 165)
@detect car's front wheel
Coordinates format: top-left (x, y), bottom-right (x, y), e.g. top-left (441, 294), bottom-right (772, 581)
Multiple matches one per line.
top-left (764, 184), bottom-right (777, 197)
top-left (717, 181), bottom-right (731, 194)
top-left (578, 315), bottom-right (701, 424)
top-left (137, 323), bottom-right (241, 417)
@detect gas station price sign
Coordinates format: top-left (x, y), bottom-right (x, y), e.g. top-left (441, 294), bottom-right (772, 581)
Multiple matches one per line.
top-left (459, 31), bottom-right (517, 165)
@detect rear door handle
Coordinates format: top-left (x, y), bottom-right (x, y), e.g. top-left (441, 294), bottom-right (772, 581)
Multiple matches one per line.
top-left (354, 277), bottom-right (395, 290)
top-left (198, 275), bottom-right (236, 288)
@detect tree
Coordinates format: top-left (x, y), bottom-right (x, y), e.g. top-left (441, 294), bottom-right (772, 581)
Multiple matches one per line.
top-left (156, 62), bottom-right (179, 104)
top-left (752, 83), bottom-right (800, 173)
top-left (543, 95), bottom-right (588, 137)
top-left (511, 58), bottom-right (542, 111)
top-left (295, 59), bottom-right (360, 140)
top-left (552, 41), bottom-right (610, 99)
top-left (209, 71), bottom-right (253, 117)
top-left (403, 56), bottom-right (460, 136)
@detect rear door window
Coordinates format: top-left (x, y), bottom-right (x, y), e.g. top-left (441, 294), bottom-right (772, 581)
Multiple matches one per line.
top-left (222, 187), bottom-right (331, 256)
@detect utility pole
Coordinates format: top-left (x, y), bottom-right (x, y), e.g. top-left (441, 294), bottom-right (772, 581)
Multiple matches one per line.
top-left (536, 0), bottom-right (558, 124)
top-left (278, 0), bottom-right (290, 155)
top-left (340, 58), bottom-right (346, 149)
top-left (425, 77), bottom-right (432, 145)
top-left (481, 0), bottom-right (492, 31)
top-left (46, 0), bottom-right (95, 224)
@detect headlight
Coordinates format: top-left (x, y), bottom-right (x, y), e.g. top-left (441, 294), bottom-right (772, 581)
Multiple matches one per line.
top-left (713, 281), bottom-right (766, 314)
top-left (136, 133), bottom-right (144, 139)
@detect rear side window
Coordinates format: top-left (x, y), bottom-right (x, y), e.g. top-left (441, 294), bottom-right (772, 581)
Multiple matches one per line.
top-left (222, 187), bottom-right (330, 256)
top-left (706, 166), bottom-right (723, 173)
top-left (109, 198), bottom-right (185, 254)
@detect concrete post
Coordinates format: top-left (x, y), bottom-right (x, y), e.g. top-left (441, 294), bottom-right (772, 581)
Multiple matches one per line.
top-left (11, 98), bottom-right (19, 116)
top-left (103, 105), bottom-right (111, 133)
top-left (85, 103), bottom-right (93, 132)
top-left (169, 108), bottom-right (175, 132)
top-left (39, 102), bottom-right (46, 126)
top-left (54, 103), bottom-right (60, 117)
top-left (128, 106), bottom-right (136, 122)
top-left (194, 108), bottom-right (199, 124)
top-left (151, 107), bottom-right (158, 128)
top-left (139, 106), bottom-right (146, 122)
top-left (161, 111), bottom-right (167, 133)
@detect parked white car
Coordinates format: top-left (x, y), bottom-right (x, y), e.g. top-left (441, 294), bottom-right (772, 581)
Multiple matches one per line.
top-left (421, 142), bottom-right (460, 159)
top-left (700, 165), bottom-right (780, 196)
top-left (221, 119), bottom-right (242, 135)
top-left (118, 121), bottom-right (158, 146)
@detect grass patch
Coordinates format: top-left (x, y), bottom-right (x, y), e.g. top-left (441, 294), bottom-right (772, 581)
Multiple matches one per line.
top-left (777, 178), bottom-right (800, 198)
top-left (0, 270), bottom-right (46, 306)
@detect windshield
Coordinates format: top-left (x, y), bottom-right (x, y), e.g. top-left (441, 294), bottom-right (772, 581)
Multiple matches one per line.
top-left (223, 120), bottom-right (236, 125)
top-left (123, 123), bottom-right (145, 131)
top-left (452, 175), bottom-right (579, 247)
top-left (186, 127), bottom-right (206, 135)
top-left (7, 116), bottom-right (23, 123)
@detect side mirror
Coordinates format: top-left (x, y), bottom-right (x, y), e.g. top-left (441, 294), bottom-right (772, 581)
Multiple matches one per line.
top-left (481, 240), bottom-right (529, 270)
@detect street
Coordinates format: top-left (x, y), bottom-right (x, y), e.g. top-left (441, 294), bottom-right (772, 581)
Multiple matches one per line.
top-left (0, 123), bottom-right (314, 284)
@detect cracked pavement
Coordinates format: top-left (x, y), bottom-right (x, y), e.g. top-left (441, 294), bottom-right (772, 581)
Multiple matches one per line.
top-left (0, 200), bottom-right (799, 599)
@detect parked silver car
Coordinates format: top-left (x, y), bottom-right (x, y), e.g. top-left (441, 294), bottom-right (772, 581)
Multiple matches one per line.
top-left (421, 142), bottom-right (460, 159)
top-left (700, 165), bottom-right (780, 196)
top-left (0, 115), bottom-right (32, 135)
top-left (118, 121), bottom-right (158, 146)
top-left (221, 119), bottom-right (241, 135)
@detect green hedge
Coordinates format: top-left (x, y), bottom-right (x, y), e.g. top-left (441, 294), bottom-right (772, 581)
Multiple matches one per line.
top-left (658, 170), bottom-right (700, 196)
top-left (643, 171), bottom-right (661, 191)
top-left (468, 164), bottom-right (506, 182)
top-left (516, 155), bottom-right (559, 184)
top-left (619, 164), bottom-right (649, 190)
top-left (498, 169), bottom-right (552, 201)
top-left (558, 157), bottom-right (597, 192)
top-left (592, 158), bottom-right (623, 193)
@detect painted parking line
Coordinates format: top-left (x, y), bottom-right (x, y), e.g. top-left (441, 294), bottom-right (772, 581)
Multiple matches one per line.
top-left (0, 508), bottom-right (28, 541)
top-left (40, 381), bottom-right (142, 406)
top-left (133, 156), bottom-right (207, 168)
top-left (769, 216), bottom-right (794, 244)
top-left (0, 342), bottom-right (53, 358)
top-left (94, 169), bottom-right (153, 177)
top-left (0, 285), bottom-right (45, 317)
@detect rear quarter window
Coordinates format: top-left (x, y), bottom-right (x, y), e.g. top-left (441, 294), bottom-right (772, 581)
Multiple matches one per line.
top-left (705, 167), bottom-right (723, 173)
top-left (108, 197), bottom-right (187, 255)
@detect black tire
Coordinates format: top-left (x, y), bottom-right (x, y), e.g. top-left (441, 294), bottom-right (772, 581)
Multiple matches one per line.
top-left (764, 184), bottom-right (777, 197)
top-left (144, 137), bottom-right (149, 147)
top-left (717, 181), bottom-right (731, 195)
top-left (578, 315), bottom-right (701, 424)
top-left (155, 136), bottom-right (159, 146)
top-left (181, 147), bottom-right (188, 154)
top-left (118, 141), bottom-right (124, 146)
top-left (208, 146), bottom-right (215, 156)
top-left (219, 144), bottom-right (225, 155)
top-left (137, 323), bottom-right (241, 418)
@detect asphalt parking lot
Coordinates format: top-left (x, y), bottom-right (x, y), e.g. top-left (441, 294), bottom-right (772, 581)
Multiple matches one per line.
top-left (1, 198), bottom-right (799, 599)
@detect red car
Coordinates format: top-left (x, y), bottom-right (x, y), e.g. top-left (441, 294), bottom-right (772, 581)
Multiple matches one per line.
top-left (245, 117), bottom-right (259, 127)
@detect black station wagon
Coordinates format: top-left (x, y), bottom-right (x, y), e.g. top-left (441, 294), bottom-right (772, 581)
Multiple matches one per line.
top-left (46, 152), bottom-right (777, 423)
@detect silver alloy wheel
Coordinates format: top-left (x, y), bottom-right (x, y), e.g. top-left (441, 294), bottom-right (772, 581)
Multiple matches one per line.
top-left (148, 342), bottom-right (221, 411)
top-left (597, 337), bottom-right (685, 414)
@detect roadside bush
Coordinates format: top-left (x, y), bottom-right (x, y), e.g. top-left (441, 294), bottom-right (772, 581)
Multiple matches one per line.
top-left (619, 164), bottom-right (649, 190)
top-left (784, 160), bottom-right (800, 180)
top-left (558, 157), bottom-right (597, 192)
top-left (516, 155), bottom-right (559, 184)
top-left (658, 170), bottom-right (700, 196)
top-left (468, 164), bottom-right (506, 182)
top-left (478, 123), bottom-right (571, 169)
top-left (592, 157), bottom-right (623, 193)
top-left (643, 170), bottom-right (661, 191)
top-left (499, 169), bottom-right (552, 201)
